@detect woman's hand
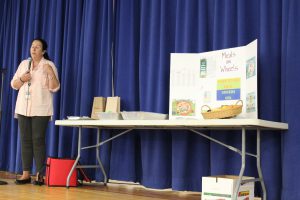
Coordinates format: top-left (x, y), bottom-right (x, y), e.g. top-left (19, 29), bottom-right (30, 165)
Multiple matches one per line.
top-left (43, 64), bottom-right (54, 76)
top-left (20, 70), bottom-right (31, 82)
top-left (43, 63), bottom-right (59, 90)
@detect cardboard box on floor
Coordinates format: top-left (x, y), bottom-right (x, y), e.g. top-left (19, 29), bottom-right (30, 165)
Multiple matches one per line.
top-left (105, 96), bottom-right (120, 113)
top-left (91, 97), bottom-right (106, 119)
top-left (201, 175), bottom-right (254, 200)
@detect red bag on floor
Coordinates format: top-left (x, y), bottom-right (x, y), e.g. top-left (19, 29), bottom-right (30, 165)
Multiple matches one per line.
top-left (46, 157), bottom-right (78, 187)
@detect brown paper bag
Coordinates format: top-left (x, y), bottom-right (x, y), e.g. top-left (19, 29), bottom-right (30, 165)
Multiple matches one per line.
top-left (91, 97), bottom-right (106, 119)
top-left (105, 96), bottom-right (120, 113)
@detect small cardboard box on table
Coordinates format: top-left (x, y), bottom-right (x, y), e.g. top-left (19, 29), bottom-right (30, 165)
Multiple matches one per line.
top-left (91, 97), bottom-right (106, 119)
top-left (105, 96), bottom-right (120, 113)
top-left (202, 175), bottom-right (254, 200)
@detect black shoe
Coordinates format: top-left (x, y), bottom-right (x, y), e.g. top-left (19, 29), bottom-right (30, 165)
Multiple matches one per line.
top-left (32, 179), bottom-right (44, 186)
top-left (15, 177), bottom-right (31, 185)
top-left (33, 174), bottom-right (44, 186)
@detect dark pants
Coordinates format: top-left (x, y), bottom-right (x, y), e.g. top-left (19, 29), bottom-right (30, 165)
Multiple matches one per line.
top-left (18, 115), bottom-right (50, 174)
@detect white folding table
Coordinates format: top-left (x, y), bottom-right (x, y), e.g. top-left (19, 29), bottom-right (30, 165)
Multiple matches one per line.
top-left (55, 119), bottom-right (288, 200)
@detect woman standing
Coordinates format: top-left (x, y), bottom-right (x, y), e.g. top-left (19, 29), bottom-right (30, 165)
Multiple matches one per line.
top-left (11, 38), bottom-right (60, 185)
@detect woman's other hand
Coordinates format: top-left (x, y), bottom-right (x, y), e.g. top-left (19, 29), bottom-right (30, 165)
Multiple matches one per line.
top-left (43, 63), bottom-right (59, 90)
top-left (43, 64), bottom-right (54, 76)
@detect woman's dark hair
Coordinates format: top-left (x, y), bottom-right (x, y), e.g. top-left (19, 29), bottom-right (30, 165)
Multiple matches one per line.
top-left (32, 38), bottom-right (50, 60)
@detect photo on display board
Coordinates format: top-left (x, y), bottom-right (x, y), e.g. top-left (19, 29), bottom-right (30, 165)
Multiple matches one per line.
top-left (246, 57), bottom-right (256, 79)
top-left (172, 99), bottom-right (196, 116)
top-left (246, 92), bottom-right (256, 113)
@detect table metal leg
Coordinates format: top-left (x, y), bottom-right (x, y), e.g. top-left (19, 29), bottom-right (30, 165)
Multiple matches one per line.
top-left (66, 126), bottom-right (82, 188)
top-left (233, 128), bottom-right (246, 200)
top-left (78, 128), bottom-right (133, 187)
top-left (96, 128), bottom-right (108, 185)
top-left (256, 129), bottom-right (266, 200)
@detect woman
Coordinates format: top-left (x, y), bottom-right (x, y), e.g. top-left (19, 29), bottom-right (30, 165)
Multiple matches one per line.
top-left (11, 38), bottom-right (60, 185)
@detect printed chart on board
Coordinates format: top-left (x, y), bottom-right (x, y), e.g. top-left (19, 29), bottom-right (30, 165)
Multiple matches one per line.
top-left (169, 40), bottom-right (257, 120)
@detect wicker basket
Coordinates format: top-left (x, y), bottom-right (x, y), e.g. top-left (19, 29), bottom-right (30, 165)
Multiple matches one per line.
top-left (201, 100), bottom-right (243, 119)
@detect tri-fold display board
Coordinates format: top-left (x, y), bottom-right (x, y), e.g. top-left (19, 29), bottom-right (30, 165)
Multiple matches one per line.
top-left (169, 40), bottom-right (257, 120)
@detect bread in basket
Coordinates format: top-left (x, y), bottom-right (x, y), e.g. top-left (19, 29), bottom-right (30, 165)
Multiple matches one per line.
top-left (201, 100), bottom-right (243, 119)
